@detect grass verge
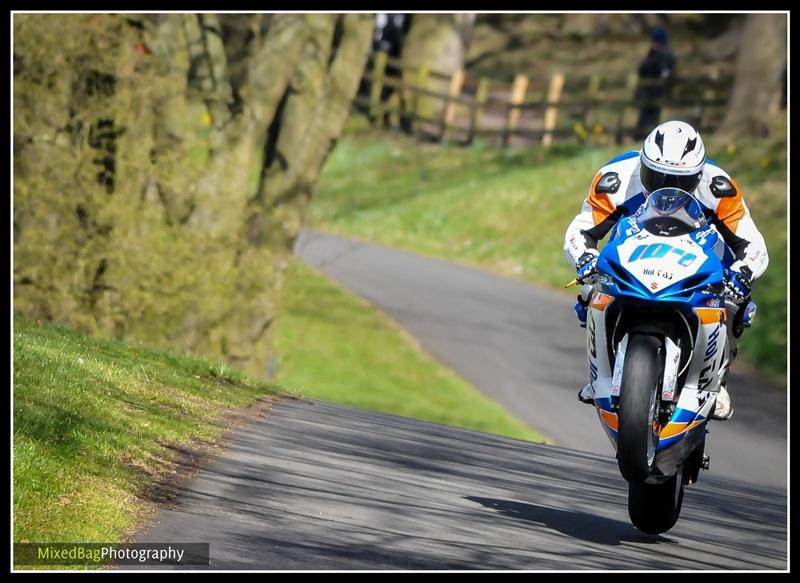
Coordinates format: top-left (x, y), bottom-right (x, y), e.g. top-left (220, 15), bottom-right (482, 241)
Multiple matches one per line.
top-left (274, 259), bottom-right (546, 442)
top-left (13, 314), bottom-right (279, 559)
top-left (309, 127), bottom-right (787, 382)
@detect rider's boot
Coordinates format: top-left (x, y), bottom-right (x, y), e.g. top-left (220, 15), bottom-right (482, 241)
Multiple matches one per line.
top-left (578, 383), bottom-right (595, 405)
top-left (711, 383), bottom-right (734, 420)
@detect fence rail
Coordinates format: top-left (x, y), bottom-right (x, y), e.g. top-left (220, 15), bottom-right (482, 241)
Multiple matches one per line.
top-left (355, 51), bottom-right (734, 148)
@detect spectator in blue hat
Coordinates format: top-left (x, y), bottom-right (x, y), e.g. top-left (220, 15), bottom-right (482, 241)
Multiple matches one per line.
top-left (633, 26), bottom-right (676, 140)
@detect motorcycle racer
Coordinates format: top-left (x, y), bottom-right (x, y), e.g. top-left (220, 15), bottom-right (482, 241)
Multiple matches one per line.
top-left (564, 120), bottom-right (768, 420)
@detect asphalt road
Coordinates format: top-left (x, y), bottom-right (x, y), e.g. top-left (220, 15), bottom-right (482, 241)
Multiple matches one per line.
top-left (131, 229), bottom-right (787, 570)
top-left (294, 230), bottom-right (787, 490)
top-left (134, 399), bottom-right (786, 570)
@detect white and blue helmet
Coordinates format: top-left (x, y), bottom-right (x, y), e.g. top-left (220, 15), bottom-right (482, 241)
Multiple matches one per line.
top-left (640, 120), bottom-right (706, 194)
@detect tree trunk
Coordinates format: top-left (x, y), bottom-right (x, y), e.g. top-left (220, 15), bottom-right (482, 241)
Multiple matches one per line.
top-left (247, 14), bottom-right (373, 250)
top-left (716, 14), bottom-right (787, 141)
top-left (14, 13), bottom-right (373, 378)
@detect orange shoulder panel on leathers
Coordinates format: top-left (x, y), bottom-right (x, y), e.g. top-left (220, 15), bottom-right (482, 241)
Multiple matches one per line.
top-left (714, 178), bottom-right (745, 233)
top-left (586, 172), bottom-right (616, 225)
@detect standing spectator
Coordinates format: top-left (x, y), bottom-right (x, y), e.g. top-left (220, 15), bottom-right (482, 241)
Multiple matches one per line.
top-left (633, 26), bottom-right (676, 140)
top-left (356, 13), bottom-right (412, 126)
top-left (376, 14), bottom-right (411, 127)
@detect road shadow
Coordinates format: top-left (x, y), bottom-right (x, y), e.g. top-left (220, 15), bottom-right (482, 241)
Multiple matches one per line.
top-left (466, 496), bottom-right (675, 546)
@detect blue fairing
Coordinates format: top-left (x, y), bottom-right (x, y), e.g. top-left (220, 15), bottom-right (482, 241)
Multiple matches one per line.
top-left (608, 192), bottom-right (647, 240)
top-left (598, 217), bottom-right (724, 308)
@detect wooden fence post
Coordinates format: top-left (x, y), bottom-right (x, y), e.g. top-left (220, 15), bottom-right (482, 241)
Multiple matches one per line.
top-left (368, 51), bottom-right (388, 125)
top-left (503, 74), bottom-right (529, 148)
top-left (467, 77), bottom-right (490, 145)
top-left (542, 72), bottom-right (565, 147)
top-left (412, 64), bottom-right (430, 136)
top-left (440, 69), bottom-right (465, 143)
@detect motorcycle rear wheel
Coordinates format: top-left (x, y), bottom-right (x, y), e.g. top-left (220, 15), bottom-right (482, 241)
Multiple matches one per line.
top-left (628, 465), bottom-right (685, 534)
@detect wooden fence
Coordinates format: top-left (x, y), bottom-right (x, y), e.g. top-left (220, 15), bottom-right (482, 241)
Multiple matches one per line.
top-left (352, 52), bottom-right (734, 148)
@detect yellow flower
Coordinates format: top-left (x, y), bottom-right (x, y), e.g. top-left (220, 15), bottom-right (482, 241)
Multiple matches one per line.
top-left (201, 112), bottom-right (213, 126)
top-left (760, 158), bottom-right (770, 168)
top-left (726, 144), bottom-right (736, 155)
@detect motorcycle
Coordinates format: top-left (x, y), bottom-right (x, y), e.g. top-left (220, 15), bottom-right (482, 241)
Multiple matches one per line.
top-left (567, 187), bottom-right (737, 535)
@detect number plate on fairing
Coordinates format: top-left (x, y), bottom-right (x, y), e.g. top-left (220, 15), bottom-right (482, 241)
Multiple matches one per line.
top-left (617, 233), bottom-right (704, 293)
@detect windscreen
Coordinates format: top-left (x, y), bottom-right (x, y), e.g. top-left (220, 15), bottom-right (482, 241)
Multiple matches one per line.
top-left (636, 188), bottom-right (707, 237)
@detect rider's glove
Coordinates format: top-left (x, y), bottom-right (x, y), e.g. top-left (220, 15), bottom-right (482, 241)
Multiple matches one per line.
top-left (724, 262), bottom-right (753, 305)
top-left (576, 249), bottom-right (600, 284)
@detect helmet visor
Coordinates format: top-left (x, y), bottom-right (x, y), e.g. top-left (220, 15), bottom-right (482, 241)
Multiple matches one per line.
top-left (640, 161), bottom-right (702, 195)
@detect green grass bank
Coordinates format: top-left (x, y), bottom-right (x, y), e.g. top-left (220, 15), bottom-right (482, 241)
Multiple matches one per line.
top-left (274, 260), bottom-right (546, 442)
top-left (13, 315), bottom-right (279, 554)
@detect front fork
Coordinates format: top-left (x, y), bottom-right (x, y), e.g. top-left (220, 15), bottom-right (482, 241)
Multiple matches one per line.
top-left (588, 297), bottom-right (725, 452)
top-left (588, 300), bottom-right (731, 397)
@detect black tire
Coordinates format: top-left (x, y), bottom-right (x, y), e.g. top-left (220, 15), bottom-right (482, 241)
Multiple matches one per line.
top-left (617, 333), bottom-right (662, 483)
top-left (628, 466), bottom-right (685, 534)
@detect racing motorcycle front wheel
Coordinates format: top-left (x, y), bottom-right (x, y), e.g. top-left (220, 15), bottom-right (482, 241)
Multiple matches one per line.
top-left (617, 333), bottom-right (662, 483)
